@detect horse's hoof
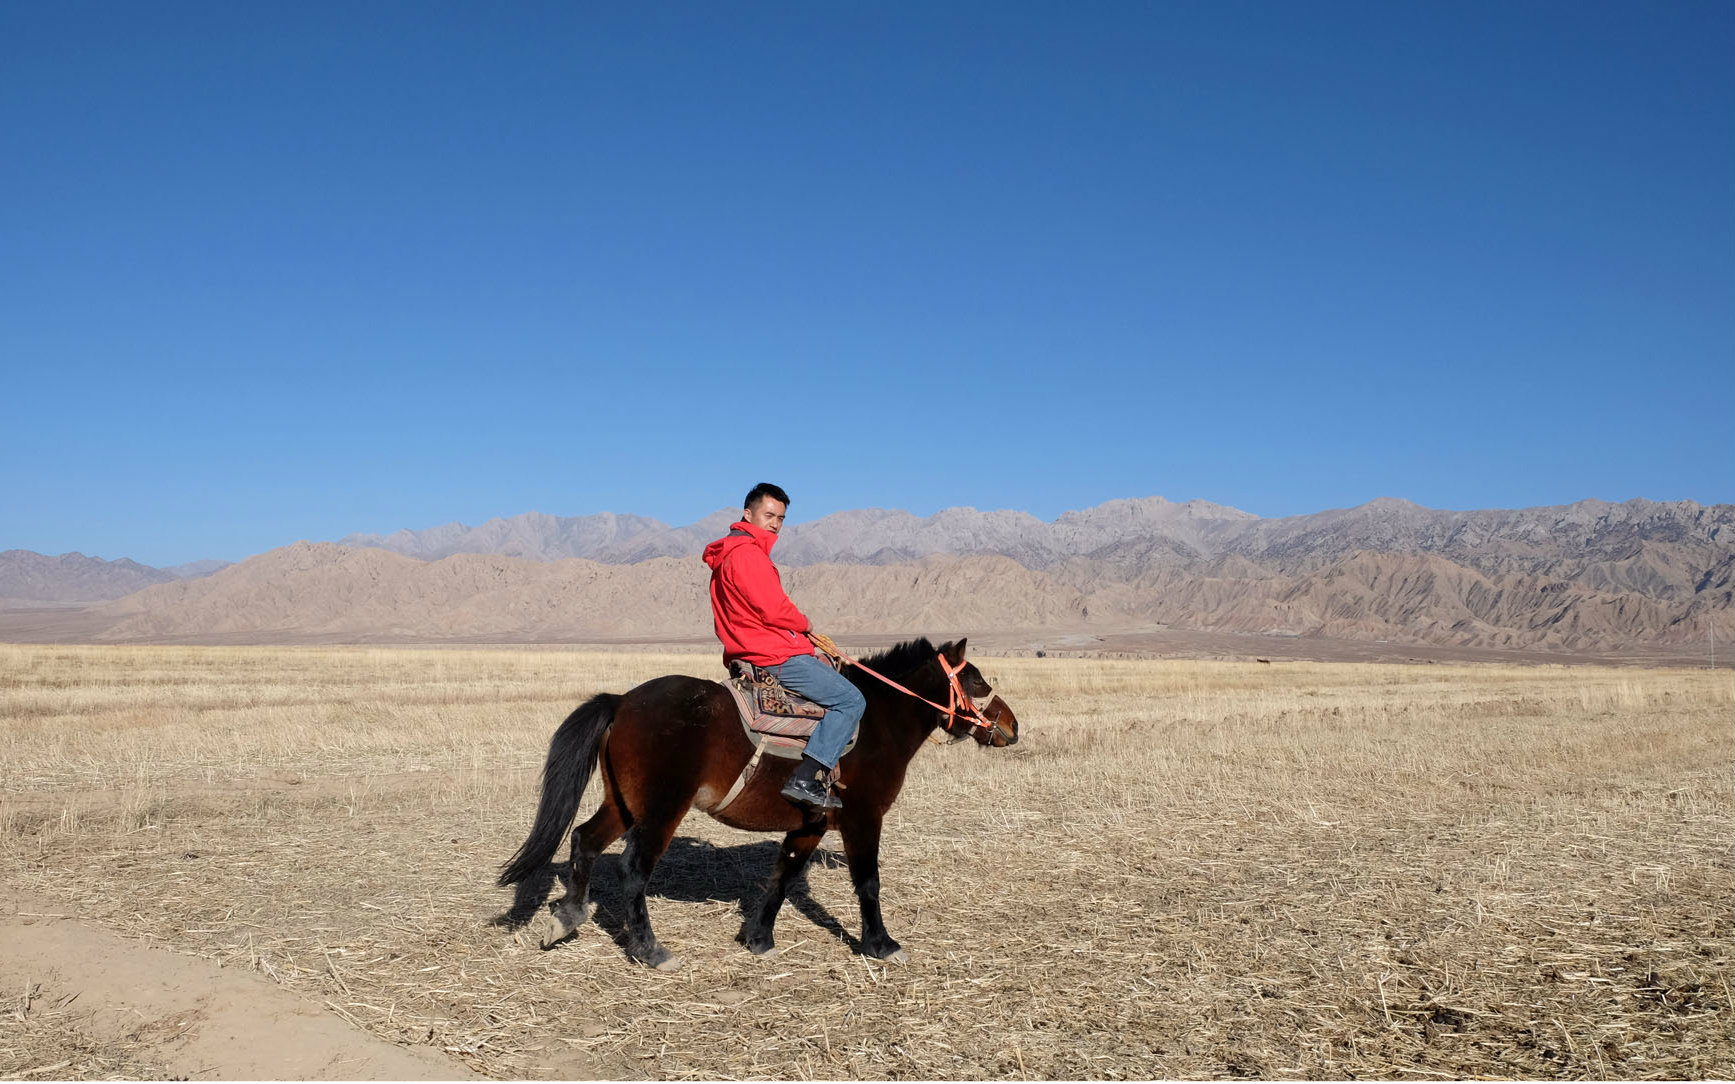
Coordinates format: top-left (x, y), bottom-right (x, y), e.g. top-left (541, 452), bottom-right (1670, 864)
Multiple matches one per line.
top-left (636, 942), bottom-right (682, 971)
top-left (885, 948), bottom-right (909, 964)
top-left (736, 929), bottom-right (777, 956)
top-left (523, 910), bottom-right (578, 950)
top-left (550, 898), bottom-right (593, 922)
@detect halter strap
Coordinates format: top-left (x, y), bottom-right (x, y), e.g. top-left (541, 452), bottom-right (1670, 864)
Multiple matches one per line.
top-left (817, 643), bottom-right (999, 738)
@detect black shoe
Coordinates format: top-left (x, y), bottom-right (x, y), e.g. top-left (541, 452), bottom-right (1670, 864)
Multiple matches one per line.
top-left (780, 755), bottom-right (842, 811)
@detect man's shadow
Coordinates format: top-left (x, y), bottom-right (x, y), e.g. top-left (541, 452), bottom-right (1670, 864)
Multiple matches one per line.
top-left (491, 836), bottom-right (862, 955)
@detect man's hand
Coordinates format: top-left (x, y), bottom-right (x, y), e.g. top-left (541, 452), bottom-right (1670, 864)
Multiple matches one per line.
top-left (808, 631), bottom-right (845, 663)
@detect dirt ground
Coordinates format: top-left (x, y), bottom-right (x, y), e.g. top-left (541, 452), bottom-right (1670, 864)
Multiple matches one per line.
top-left (1, 644), bottom-right (1730, 1079)
top-left (1, 885), bottom-right (474, 1079)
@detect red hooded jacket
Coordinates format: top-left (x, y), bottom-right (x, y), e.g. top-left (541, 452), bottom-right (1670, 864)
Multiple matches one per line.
top-left (702, 520), bottom-right (815, 666)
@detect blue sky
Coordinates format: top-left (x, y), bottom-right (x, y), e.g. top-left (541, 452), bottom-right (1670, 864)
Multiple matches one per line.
top-left (3, 1), bottom-right (1730, 566)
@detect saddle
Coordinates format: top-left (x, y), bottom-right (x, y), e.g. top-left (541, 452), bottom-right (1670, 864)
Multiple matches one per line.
top-left (724, 659), bottom-right (855, 761)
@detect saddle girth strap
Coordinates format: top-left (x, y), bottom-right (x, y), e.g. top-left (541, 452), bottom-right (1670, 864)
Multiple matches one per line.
top-left (712, 737), bottom-right (769, 815)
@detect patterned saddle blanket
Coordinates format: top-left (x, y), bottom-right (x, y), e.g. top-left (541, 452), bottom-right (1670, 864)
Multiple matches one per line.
top-left (724, 660), bottom-right (855, 761)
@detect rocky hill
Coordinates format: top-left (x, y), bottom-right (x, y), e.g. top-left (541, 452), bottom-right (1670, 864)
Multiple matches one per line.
top-left (335, 497), bottom-right (1265, 569)
top-left (86, 543), bottom-right (1092, 644)
top-left (330, 496), bottom-right (1733, 611)
top-left (1219, 498), bottom-right (1733, 583)
top-left (0, 550), bottom-right (233, 608)
top-left (336, 511), bottom-right (671, 562)
top-left (7, 496), bottom-right (1728, 651)
top-left (336, 496), bottom-right (1732, 581)
top-left (1, 550), bottom-right (181, 607)
top-left (73, 537), bottom-right (1726, 651)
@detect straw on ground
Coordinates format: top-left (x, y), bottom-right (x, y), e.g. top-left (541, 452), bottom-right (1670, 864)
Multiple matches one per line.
top-left (1, 644), bottom-right (1729, 1079)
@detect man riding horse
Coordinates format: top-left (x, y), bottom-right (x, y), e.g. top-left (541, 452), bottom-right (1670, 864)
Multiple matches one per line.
top-left (500, 489), bottom-right (1019, 966)
top-left (702, 482), bottom-right (863, 813)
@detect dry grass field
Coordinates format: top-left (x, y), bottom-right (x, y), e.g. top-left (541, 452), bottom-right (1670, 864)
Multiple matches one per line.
top-left (1, 643), bottom-right (1730, 1080)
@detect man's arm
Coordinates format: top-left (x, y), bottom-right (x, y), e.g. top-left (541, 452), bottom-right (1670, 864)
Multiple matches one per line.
top-left (723, 547), bottom-right (811, 632)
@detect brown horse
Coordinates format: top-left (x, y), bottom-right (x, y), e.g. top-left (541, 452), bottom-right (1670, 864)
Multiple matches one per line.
top-left (498, 637), bottom-right (1019, 969)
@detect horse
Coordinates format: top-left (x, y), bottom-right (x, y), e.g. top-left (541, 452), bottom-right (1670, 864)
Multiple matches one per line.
top-left (497, 637), bottom-right (1019, 969)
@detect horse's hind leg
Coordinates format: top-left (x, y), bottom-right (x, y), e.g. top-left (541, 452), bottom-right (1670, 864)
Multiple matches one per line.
top-left (618, 813), bottom-right (684, 970)
top-left (737, 824), bottom-right (826, 955)
top-left (539, 800), bottom-right (626, 948)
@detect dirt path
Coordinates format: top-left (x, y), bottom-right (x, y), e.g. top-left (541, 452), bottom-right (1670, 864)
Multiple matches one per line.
top-left (1, 890), bottom-right (477, 1080)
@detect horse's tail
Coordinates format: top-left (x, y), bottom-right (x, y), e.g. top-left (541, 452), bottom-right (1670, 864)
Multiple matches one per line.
top-left (497, 692), bottom-right (622, 887)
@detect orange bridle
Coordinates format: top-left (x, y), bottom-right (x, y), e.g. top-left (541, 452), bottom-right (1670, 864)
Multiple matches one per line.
top-left (820, 644), bottom-right (1002, 740)
top-left (935, 655), bottom-right (999, 737)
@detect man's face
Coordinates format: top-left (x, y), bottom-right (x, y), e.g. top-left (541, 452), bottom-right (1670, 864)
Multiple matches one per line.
top-left (744, 497), bottom-right (787, 534)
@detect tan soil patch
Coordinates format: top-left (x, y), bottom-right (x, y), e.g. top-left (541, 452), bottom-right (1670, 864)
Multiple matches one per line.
top-left (1, 889), bottom-right (478, 1080)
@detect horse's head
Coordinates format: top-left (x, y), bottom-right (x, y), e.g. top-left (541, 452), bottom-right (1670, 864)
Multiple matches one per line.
top-left (937, 638), bottom-right (1019, 747)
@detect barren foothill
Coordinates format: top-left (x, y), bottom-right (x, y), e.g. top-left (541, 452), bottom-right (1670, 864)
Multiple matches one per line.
top-left (1, 643), bottom-right (1730, 1079)
top-left (6, 494), bottom-right (1731, 655)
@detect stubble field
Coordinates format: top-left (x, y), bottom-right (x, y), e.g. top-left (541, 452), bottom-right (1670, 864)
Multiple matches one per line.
top-left (1, 643), bottom-right (1730, 1080)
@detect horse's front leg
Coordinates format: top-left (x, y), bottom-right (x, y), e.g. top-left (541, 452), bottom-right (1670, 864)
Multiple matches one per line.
top-left (840, 814), bottom-right (904, 962)
top-left (737, 824), bottom-right (825, 955)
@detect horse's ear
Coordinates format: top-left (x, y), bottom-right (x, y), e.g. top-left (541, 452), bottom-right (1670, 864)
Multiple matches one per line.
top-left (940, 638), bottom-right (968, 664)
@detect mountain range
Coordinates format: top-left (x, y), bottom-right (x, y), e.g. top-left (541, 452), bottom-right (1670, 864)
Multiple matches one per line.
top-left (334, 496), bottom-right (1734, 586)
top-left (3, 496), bottom-right (1730, 653)
top-left (0, 550), bottom-right (229, 608)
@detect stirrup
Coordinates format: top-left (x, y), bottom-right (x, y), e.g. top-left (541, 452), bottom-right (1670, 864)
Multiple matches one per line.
top-left (780, 769), bottom-right (842, 811)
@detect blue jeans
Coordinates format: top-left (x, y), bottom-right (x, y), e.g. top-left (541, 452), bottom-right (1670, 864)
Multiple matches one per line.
top-left (769, 653), bottom-right (865, 770)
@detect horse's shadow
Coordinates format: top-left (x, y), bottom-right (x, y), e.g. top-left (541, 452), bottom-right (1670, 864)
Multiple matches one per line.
top-left (491, 836), bottom-right (861, 954)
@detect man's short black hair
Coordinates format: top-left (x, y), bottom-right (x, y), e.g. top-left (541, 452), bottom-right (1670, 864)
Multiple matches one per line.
top-left (745, 482), bottom-right (791, 510)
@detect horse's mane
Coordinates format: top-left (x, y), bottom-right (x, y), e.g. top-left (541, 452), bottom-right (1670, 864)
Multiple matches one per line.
top-left (853, 637), bottom-right (937, 678)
